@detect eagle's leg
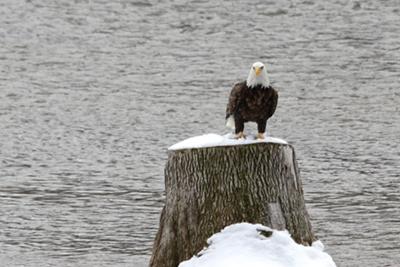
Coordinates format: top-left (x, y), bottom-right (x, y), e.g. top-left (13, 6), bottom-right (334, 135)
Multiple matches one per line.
top-left (234, 116), bottom-right (245, 139)
top-left (257, 120), bottom-right (267, 140)
top-left (235, 131), bottom-right (246, 139)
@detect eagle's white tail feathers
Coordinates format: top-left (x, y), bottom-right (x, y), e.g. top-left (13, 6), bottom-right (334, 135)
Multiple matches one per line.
top-left (226, 115), bottom-right (235, 129)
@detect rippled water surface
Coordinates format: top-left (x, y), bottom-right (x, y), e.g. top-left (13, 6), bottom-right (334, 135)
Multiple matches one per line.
top-left (1, 0), bottom-right (399, 266)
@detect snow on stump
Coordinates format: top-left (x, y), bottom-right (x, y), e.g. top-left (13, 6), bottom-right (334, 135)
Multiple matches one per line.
top-left (179, 223), bottom-right (336, 267)
top-left (149, 134), bottom-right (316, 267)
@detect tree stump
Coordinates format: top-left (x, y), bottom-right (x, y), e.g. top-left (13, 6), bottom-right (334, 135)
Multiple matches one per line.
top-left (149, 142), bottom-right (315, 267)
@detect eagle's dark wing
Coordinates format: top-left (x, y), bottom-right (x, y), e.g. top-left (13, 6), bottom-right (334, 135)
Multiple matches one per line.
top-left (226, 82), bottom-right (246, 119)
top-left (266, 87), bottom-right (278, 119)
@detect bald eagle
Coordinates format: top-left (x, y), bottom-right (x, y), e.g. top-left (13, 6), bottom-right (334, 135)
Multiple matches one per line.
top-left (226, 62), bottom-right (278, 140)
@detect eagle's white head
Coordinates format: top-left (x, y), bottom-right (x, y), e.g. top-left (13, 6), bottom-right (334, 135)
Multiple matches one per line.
top-left (246, 61), bottom-right (270, 88)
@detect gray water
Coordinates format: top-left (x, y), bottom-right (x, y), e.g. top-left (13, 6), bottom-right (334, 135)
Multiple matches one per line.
top-left (0, 0), bottom-right (399, 266)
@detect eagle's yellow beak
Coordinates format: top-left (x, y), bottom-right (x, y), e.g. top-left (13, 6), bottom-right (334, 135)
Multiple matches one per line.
top-left (255, 67), bottom-right (262, 76)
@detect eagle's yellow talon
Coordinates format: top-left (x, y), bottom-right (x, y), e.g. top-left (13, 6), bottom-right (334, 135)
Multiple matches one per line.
top-left (235, 132), bottom-right (246, 139)
top-left (256, 133), bottom-right (265, 140)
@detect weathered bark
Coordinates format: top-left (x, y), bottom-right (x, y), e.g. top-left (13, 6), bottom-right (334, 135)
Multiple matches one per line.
top-left (150, 142), bottom-right (315, 267)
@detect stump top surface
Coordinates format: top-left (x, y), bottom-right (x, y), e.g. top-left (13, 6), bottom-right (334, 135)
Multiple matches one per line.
top-left (168, 133), bottom-right (288, 151)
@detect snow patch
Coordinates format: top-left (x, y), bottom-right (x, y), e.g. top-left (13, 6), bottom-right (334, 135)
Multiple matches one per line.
top-left (169, 133), bottom-right (288, 151)
top-left (179, 223), bottom-right (336, 267)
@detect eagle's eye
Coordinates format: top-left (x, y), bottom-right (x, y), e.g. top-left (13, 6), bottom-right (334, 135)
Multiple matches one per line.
top-left (260, 66), bottom-right (264, 69)
top-left (253, 67), bottom-right (255, 70)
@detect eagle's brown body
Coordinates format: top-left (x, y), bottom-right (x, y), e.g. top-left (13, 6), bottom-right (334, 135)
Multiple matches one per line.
top-left (226, 81), bottom-right (278, 135)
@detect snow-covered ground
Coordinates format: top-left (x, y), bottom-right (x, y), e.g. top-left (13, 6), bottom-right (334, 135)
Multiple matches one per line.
top-left (169, 133), bottom-right (288, 150)
top-left (179, 223), bottom-right (336, 267)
